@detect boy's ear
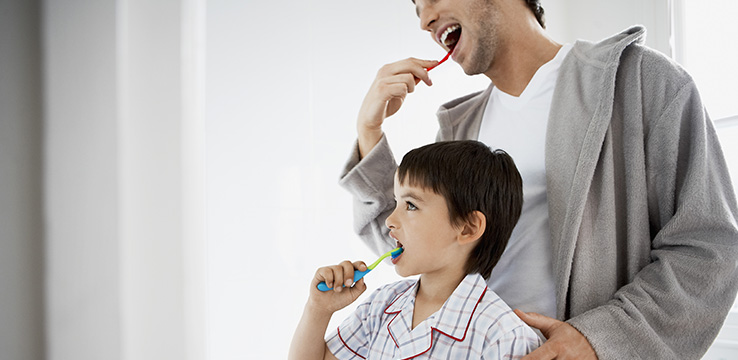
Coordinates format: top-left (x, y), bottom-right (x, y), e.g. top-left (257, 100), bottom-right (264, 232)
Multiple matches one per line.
top-left (458, 211), bottom-right (486, 245)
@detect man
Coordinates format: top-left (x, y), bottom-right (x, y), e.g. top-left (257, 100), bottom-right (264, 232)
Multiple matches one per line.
top-left (338, 0), bottom-right (738, 359)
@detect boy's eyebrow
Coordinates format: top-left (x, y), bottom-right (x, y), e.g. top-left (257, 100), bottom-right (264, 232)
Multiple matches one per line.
top-left (397, 190), bottom-right (425, 203)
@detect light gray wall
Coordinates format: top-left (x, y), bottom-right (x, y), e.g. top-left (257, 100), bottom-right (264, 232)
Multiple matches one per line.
top-left (42, 0), bottom-right (123, 357)
top-left (0, 0), bottom-right (45, 359)
top-left (42, 0), bottom-right (206, 358)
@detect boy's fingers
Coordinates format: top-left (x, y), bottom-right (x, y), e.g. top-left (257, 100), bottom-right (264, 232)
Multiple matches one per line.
top-left (330, 265), bottom-right (344, 292)
top-left (351, 278), bottom-right (367, 297)
top-left (315, 260), bottom-right (367, 293)
top-left (353, 261), bottom-right (367, 272)
top-left (315, 267), bottom-right (334, 289)
top-left (339, 261), bottom-right (355, 288)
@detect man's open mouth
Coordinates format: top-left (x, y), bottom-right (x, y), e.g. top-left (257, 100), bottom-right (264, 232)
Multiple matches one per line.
top-left (440, 24), bottom-right (461, 52)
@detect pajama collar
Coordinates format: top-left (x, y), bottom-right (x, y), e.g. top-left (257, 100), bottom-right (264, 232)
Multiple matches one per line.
top-left (383, 273), bottom-right (488, 359)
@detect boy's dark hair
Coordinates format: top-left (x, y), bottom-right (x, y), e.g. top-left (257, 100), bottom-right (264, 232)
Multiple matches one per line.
top-left (397, 140), bottom-right (523, 279)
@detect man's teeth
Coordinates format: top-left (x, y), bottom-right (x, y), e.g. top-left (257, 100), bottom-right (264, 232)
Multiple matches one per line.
top-left (440, 24), bottom-right (460, 47)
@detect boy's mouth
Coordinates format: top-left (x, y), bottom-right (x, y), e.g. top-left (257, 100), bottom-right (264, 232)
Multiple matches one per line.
top-left (391, 241), bottom-right (404, 265)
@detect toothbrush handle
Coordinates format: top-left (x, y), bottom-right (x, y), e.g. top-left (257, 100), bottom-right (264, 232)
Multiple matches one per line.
top-left (317, 269), bottom-right (371, 292)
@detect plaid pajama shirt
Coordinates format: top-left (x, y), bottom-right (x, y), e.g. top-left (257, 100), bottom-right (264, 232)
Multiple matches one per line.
top-left (326, 273), bottom-right (541, 359)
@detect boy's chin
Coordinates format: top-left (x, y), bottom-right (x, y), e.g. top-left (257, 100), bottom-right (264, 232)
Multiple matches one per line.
top-left (394, 266), bottom-right (417, 278)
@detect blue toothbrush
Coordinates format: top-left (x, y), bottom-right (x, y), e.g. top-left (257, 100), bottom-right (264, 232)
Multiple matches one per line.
top-left (317, 247), bottom-right (404, 292)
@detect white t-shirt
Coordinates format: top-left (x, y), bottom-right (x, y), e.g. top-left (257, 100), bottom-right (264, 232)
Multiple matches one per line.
top-left (477, 44), bottom-right (572, 320)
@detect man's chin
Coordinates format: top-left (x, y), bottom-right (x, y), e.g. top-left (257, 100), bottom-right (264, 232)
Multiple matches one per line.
top-left (461, 66), bottom-right (486, 76)
top-left (458, 58), bottom-right (490, 76)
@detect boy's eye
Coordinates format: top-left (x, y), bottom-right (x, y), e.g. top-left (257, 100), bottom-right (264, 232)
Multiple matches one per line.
top-left (405, 201), bottom-right (418, 211)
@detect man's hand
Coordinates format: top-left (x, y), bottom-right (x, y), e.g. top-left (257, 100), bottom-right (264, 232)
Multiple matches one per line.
top-left (356, 58), bottom-right (438, 158)
top-left (514, 309), bottom-right (598, 360)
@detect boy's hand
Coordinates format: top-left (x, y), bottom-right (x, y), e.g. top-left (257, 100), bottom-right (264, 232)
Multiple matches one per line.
top-left (308, 260), bottom-right (368, 315)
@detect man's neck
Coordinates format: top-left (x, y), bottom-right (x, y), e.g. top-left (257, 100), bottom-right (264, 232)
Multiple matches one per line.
top-left (485, 28), bottom-right (562, 97)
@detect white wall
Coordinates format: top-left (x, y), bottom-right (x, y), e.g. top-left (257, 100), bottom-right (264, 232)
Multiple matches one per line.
top-left (0, 0), bottom-right (45, 359)
top-left (204, 1), bottom-right (486, 359)
top-left (545, 0), bottom-right (672, 56)
top-left (204, 1), bottom-right (673, 359)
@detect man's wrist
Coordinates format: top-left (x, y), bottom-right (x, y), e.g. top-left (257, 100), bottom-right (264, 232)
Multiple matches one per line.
top-left (357, 128), bottom-right (383, 159)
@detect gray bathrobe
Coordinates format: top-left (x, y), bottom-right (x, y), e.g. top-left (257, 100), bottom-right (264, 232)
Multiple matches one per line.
top-left (339, 26), bottom-right (738, 359)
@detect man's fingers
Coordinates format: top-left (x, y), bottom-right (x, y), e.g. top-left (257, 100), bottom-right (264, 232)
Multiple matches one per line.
top-left (377, 74), bottom-right (417, 96)
top-left (382, 82), bottom-right (410, 100)
top-left (408, 61), bottom-right (435, 86)
top-left (514, 309), bottom-right (560, 338)
top-left (514, 309), bottom-right (539, 326)
top-left (516, 309), bottom-right (598, 360)
top-left (377, 57), bottom-right (438, 74)
top-left (377, 58), bottom-right (436, 87)
top-left (521, 342), bottom-right (558, 360)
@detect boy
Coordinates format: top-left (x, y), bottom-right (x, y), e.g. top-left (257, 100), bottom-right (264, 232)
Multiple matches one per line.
top-left (289, 140), bottom-right (541, 359)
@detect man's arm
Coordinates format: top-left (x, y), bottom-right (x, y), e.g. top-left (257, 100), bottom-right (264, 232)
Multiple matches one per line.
top-left (340, 58), bottom-right (438, 255)
top-left (573, 77), bottom-right (737, 359)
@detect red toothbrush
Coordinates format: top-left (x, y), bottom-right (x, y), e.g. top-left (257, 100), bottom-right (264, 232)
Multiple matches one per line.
top-left (425, 50), bottom-right (452, 71)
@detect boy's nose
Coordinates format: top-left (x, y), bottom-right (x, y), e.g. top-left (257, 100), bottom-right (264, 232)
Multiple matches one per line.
top-left (385, 208), bottom-right (398, 229)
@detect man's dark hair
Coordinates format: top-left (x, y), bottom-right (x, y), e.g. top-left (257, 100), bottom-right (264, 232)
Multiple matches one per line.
top-left (397, 140), bottom-right (523, 279)
top-left (525, 0), bottom-right (546, 29)
top-left (410, 0), bottom-right (546, 29)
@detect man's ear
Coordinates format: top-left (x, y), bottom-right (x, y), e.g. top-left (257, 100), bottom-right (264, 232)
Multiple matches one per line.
top-left (458, 211), bottom-right (486, 245)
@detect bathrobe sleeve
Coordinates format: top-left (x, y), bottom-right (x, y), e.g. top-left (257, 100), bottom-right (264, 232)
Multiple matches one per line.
top-left (338, 135), bottom-right (398, 256)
